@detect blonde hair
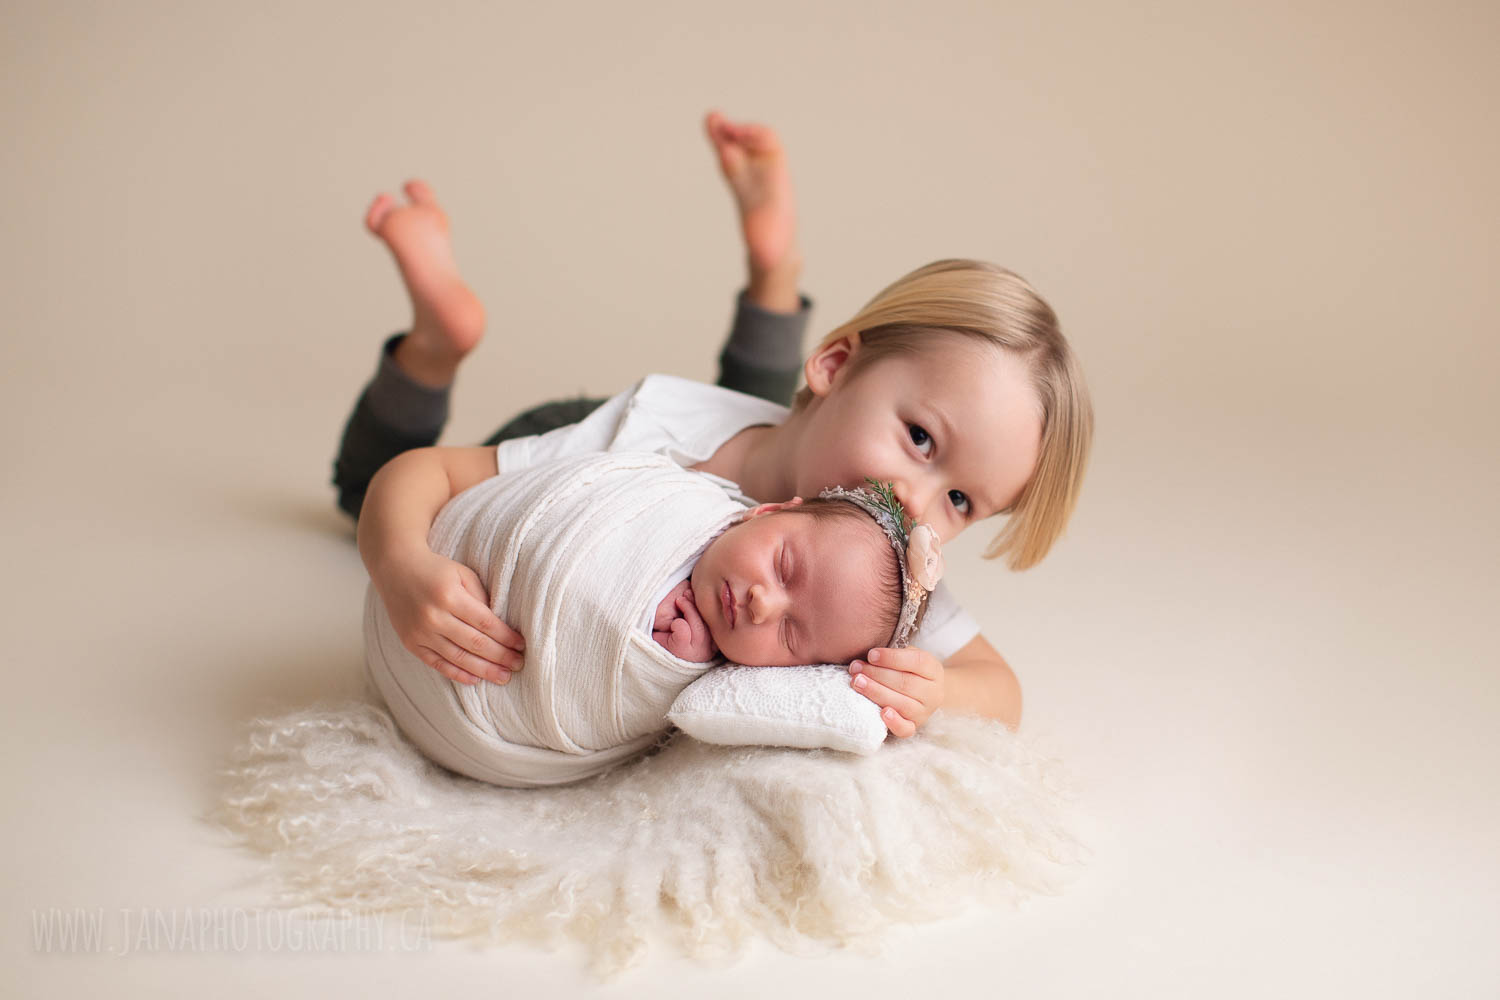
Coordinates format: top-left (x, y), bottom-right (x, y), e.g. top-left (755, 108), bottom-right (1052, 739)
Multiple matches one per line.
top-left (795, 259), bottom-right (1094, 571)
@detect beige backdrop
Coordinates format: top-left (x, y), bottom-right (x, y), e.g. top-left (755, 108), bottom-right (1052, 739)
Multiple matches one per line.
top-left (3, 0), bottom-right (1496, 995)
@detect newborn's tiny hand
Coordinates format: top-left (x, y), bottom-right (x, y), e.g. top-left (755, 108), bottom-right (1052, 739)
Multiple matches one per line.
top-left (652, 579), bottom-right (692, 632)
top-left (656, 588), bottom-right (716, 661)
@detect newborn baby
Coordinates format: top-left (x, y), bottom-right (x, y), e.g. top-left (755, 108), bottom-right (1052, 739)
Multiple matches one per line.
top-left (364, 451), bottom-right (937, 788)
top-left (649, 495), bottom-right (904, 667)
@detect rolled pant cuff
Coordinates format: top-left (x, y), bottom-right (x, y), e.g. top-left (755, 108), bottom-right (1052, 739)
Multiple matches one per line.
top-left (723, 288), bottom-right (813, 371)
top-left (364, 332), bottom-right (451, 435)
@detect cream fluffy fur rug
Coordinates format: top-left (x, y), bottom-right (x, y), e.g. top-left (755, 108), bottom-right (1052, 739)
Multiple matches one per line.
top-left (212, 694), bottom-right (1083, 978)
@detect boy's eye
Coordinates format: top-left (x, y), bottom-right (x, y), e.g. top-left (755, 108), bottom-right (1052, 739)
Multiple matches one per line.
top-left (907, 424), bottom-right (934, 456)
top-left (949, 489), bottom-right (971, 516)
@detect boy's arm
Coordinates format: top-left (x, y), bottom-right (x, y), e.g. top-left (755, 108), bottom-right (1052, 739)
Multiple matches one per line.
top-left (357, 446), bottom-right (525, 686)
top-left (356, 445), bottom-right (497, 576)
top-left (942, 633), bottom-right (1023, 731)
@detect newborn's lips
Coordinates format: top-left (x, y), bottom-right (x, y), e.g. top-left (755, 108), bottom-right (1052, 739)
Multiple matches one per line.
top-left (721, 580), bottom-right (736, 628)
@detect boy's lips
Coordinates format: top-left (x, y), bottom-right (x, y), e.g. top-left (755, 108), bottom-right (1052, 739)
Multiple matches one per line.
top-left (721, 581), bottom-right (736, 628)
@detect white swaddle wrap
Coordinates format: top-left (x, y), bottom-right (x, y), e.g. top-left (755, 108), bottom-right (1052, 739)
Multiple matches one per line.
top-left (364, 451), bottom-right (745, 788)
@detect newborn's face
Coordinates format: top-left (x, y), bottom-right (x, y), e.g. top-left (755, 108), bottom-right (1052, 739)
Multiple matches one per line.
top-left (690, 509), bottom-right (889, 666)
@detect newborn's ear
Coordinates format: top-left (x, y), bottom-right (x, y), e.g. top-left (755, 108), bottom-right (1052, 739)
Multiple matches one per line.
top-left (739, 497), bottom-right (804, 522)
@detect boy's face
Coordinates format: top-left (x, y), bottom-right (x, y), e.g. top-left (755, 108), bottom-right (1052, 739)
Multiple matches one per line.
top-left (795, 334), bottom-right (1044, 545)
top-left (690, 509), bottom-right (888, 667)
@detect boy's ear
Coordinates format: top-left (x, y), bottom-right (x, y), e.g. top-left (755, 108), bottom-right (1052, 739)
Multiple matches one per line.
top-left (803, 333), bottom-right (861, 398)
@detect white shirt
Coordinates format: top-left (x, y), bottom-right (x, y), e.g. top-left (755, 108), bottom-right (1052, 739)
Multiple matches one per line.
top-left (495, 374), bottom-right (982, 661)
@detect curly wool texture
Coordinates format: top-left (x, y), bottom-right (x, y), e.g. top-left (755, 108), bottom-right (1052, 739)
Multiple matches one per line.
top-left (212, 697), bottom-right (1083, 980)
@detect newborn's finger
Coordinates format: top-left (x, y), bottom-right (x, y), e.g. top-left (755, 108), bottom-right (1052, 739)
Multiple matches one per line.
top-left (676, 593), bottom-right (706, 630)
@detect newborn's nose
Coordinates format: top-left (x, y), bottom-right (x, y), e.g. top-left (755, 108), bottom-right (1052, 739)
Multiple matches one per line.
top-left (747, 583), bottom-right (786, 625)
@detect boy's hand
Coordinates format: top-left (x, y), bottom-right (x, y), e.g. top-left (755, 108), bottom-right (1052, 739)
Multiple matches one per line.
top-left (374, 547), bottom-right (525, 686)
top-left (848, 646), bottom-right (947, 739)
top-left (703, 110), bottom-right (803, 294)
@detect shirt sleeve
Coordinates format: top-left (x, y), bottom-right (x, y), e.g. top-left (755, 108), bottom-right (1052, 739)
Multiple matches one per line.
top-left (909, 581), bottom-right (981, 662)
top-left (493, 382), bottom-right (640, 477)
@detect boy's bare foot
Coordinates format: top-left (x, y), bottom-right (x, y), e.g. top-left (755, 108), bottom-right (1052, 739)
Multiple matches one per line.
top-left (364, 180), bottom-right (486, 388)
top-left (703, 111), bottom-right (803, 311)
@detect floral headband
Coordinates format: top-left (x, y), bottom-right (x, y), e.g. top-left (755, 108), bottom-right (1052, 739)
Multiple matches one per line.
top-left (817, 479), bottom-right (945, 649)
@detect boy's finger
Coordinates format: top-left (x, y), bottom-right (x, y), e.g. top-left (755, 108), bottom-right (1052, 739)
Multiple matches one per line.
top-left (849, 671), bottom-right (923, 719)
top-left (850, 660), bottom-right (920, 698)
top-left (471, 611), bottom-right (527, 657)
top-left (882, 707), bottom-right (917, 739)
top-left (456, 592), bottom-right (526, 654)
top-left (865, 647), bottom-right (935, 679)
top-left (433, 635), bottom-right (513, 685)
top-left (450, 621), bottom-right (524, 672)
top-left (419, 645), bottom-right (480, 686)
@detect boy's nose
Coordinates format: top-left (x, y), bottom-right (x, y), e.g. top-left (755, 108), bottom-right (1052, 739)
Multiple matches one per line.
top-left (895, 479), bottom-right (941, 525)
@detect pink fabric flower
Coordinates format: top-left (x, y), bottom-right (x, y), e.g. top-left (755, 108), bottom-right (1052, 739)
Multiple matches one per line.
top-left (907, 524), bottom-right (944, 591)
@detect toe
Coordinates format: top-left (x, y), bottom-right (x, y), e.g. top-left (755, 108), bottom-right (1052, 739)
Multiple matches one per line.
top-left (404, 179), bottom-right (437, 205)
top-left (364, 193), bottom-right (394, 233)
top-left (739, 123), bottom-right (775, 151)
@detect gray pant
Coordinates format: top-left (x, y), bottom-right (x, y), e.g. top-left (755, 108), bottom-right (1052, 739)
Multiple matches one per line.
top-left (331, 289), bottom-right (812, 519)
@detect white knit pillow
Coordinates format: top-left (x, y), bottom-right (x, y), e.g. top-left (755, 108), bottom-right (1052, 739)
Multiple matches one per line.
top-left (667, 664), bottom-right (889, 755)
